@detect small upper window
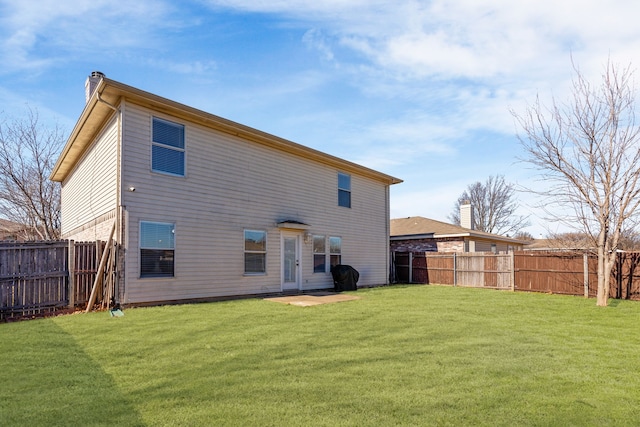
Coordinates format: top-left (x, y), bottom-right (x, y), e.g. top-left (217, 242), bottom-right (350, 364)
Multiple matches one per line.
top-left (152, 117), bottom-right (185, 176)
top-left (338, 173), bottom-right (351, 208)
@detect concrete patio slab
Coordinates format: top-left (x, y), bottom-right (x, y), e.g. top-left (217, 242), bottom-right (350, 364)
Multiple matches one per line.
top-left (265, 293), bottom-right (361, 307)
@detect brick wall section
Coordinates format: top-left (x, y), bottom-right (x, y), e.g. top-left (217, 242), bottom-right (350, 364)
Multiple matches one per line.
top-left (68, 219), bottom-right (114, 242)
top-left (63, 209), bottom-right (116, 242)
top-left (436, 239), bottom-right (465, 252)
top-left (391, 237), bottom-right (465, 253)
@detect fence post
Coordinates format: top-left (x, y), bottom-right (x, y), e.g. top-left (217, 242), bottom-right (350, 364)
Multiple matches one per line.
top-left (583, 252), bottom-right (589, 298)
top-left (390, 251), bottom-right (395, 283)
top-left (510, 251), bottom-right (515, 292)
top-left (86, 221), bottom-right (116, 313)
top-left (408, 252), bottom-right (413, 283)
top-left (453, 252), bottom-right (457, 286)
top-left (68, 240), bottom-right (75, 309)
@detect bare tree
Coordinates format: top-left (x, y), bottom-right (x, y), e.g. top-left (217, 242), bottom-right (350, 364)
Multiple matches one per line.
top-left (512, 59), bottom-right (640, 306)
top-left (448, 175), bottom-right (530, 236)
top-left (514, 230), bottom-right (535, 241)
top-left (0, 108), bottom-right (63, 240)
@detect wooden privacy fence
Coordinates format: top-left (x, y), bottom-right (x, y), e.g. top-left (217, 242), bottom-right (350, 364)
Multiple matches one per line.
top-left (393, 252), bottom-right (514, 290)
top-left (0, 240), bottom-right (115, 321)
top-left (392, 250), bottom-right (640, 300)
top-left (515, 251), bottom-right (597, 297)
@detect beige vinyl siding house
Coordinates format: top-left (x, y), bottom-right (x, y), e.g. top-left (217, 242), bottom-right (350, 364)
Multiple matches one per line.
top-left (51, 73), bottom-right (401, 306)
top-left (60, 114), bottom-right (119, 241)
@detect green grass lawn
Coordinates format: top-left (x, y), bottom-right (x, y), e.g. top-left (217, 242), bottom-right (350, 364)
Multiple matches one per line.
top-left (2, 285), bottom-right (640, 426)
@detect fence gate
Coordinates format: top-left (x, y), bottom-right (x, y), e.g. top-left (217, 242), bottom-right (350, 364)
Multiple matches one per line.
top-left (0, 241), bottom-right (69, 320)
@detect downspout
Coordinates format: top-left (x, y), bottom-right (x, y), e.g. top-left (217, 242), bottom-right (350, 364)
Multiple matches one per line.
top-left (385, 184), bottom-right (391, 285)
top-left (96, 91), bottom-right (123, 305)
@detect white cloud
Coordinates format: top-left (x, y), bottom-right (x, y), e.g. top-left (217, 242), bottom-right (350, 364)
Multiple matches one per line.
top-left (0, 0), bottom-right (177, 74)
top-left (202, 0), bottom-right (640, 83)
top-left (302, 29), bottom-right (335, 62)
top-left (144, 58), bottom-right (218, 76)
top-left (3, 0), bottom-right (639, 237)
top-left (391, 180), bottom-right (465, 222)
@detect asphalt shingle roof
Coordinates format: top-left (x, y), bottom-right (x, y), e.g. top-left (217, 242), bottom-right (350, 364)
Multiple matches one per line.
top-left (390, 216), bottom-right (526, 244)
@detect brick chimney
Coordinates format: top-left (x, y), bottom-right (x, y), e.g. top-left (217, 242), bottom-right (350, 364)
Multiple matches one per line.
top-left (460, 201), bottom-right (475, 230)
top-left (85, 71), bottom-right (105, 103)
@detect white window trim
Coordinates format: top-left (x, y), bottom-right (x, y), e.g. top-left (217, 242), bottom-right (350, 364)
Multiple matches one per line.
top-left (139, 220), bottom-right (176, 279)
top-left (313, 235), bottom-right (327, 274)
top-left (338, 172), bottom-right (351, 208)
top-left (244, 229), bottom-right (267, 275)
top-left (330, 236), bottom-right (342, 268)
top-left (151, 116), bottom-right (186, 177)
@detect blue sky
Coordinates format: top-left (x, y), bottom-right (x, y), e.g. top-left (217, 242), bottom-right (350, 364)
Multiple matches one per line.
top-left (2, 0), bottom-right (639, 237)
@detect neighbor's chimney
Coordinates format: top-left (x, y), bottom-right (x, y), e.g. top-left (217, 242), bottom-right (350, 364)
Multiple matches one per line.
top-left (85, 71), bottom-right (105, 103)
top-left (460, 201), bottom-right (475, 230)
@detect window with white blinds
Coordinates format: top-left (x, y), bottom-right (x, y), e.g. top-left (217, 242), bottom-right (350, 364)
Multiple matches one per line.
top-left (140, 221), bottom-right (175, 278)
top-left (244, 230), bottom-right (267, 274)
top-left (152, 117), bottom-right (185, 176)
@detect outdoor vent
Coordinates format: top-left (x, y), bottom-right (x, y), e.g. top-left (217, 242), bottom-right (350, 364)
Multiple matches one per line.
top-left (85, 71), bottom-right (105, 103)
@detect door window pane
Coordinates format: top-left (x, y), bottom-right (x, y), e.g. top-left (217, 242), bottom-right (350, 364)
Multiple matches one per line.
top-left (284, 237), bottom-right (296, 282)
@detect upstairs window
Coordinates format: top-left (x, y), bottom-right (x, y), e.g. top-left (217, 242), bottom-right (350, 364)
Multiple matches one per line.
top-left (140, 221), bottom-right (175, 278)
top-left (338, 172), bottom-right (351, 208)
top-left (244, 230), bottom-right (267, 274)
top-left (152, 117), bottom-right (185, 176)
top-left (313, 235), bottom-right (326, 273)
top-left (330, 236), bottom-right (342, 267)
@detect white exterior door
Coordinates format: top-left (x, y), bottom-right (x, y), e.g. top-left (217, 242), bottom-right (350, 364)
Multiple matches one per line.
top-left (282, 233), bottom-right (301, 291)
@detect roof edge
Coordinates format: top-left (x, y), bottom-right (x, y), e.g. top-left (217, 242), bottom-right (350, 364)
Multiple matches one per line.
top-left (51, 76), bottom-right (403, 186)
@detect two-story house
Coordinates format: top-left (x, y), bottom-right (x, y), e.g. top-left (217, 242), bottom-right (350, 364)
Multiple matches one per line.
top-left (50, 72), bottom-right (402, 306)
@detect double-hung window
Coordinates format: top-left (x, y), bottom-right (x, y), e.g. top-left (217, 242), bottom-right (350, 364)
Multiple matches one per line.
top-left (244, 230), bottom-right (266, 274)
top-left (338, 172), bottom-right (351, 208)
top-left (330, 236), bottom-right (342, 267)
top-left (140, 221), bottom-right (175, 278)
top-left (313, 235), bottom-right (326, 273)
top-left (152, 117), bottom-right (185, 176)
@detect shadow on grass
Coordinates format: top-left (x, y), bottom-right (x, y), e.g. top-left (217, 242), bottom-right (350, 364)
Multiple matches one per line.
top-left (0, 318), bottom-right (144, 427)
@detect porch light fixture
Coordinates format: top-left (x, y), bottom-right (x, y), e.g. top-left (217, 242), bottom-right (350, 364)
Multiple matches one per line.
top-left (303, 231), bottom-right (312, 244)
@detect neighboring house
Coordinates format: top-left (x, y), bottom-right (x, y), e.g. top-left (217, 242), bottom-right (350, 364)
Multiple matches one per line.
top-left (50, 72), bottom-right (402, 306)
top-left (0, 218), bottom-right (23, 240)
top-left (390, 214), bottom-right (526, 253)
top-left (0, 218), bottom-right (38, 241)
top-left (525, 238), bottom-right (595, 251)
